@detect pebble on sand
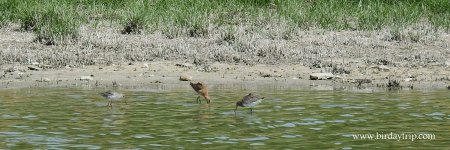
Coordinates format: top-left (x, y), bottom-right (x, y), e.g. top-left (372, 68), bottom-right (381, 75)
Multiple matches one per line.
top-left (80, 75), bottom-right (94, 81)
top-left (310, 73), bottom-right (334, 80)
top-left (179, 75), bottom-right (193, 81)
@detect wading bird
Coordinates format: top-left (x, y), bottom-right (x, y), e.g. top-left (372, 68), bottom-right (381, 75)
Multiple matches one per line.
top-left (100, 91), bottom-right (125, 107)
top-left (190, 82), bottom-right (210, 104)
top-left (235, 93), bottom-right (264, 113)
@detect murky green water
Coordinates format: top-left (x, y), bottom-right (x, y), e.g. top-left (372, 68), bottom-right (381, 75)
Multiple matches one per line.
top-left (0, 87), bottom-right (449, 149)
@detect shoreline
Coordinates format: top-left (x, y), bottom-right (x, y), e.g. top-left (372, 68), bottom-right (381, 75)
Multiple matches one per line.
top-left (1, 61), bottom-right (449, 91)
top-left (1, 24), bottom-right (450, 91)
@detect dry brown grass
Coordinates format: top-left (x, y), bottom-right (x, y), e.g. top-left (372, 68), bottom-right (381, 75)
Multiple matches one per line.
top-left (0, 22), bottom-right (449, 74)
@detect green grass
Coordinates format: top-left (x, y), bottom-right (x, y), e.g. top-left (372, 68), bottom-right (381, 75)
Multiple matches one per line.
top-left (1, 0), bottom-right (450, 44)
top-left (33, 3), bottom-right (79, 45)
top-left (4, 0), bottom-right (79, 45)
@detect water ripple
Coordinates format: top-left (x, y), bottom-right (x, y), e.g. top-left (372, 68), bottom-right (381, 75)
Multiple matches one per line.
top-left (69, 144), bottom-right (101, 149)
top-left (327, 120), bottom-right (346, 123)
top-left (1, 114), bottom-right (19, 119)
top-left (343, 106), bottom-right (367, 109)
top-left (409, 113), bottom-right (424, 118)
top-left (296, 120), bottom-right (325, 126)
top-left (250, 142), bottom-right (265, 146)
top-left (0, 131), bottom-right (22, 135)
top-left (320, 104), bottom-right (348, 108)
top-left (284, 107), bottom-right (305, 111)
top-left (149, 143), bottom-right (170, 147)
top-left (279, 122), bottom-right (296, 127)
top-left (241, 136), bottom-right (269, 141)
top-left (426, 112), bottom-right (445, 116)
top-left (0, 88), bottom-right (448, 149)
top-left (281, 134), bottom-right (302, 138)
top-left (340, 114), bottom-right (354, 117)
top-left (133, 134), bottom-right (154, 139)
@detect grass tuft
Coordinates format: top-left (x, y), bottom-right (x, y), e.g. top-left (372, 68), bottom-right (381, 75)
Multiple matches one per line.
top-left (121, 1), bottom-right (147, 34)
top-left (121, 15), bottom-right (145, 34)
top-left (220, 26), bottom-right (237, 44)
top-left (1, 0), bottom-right (450, 45)
top-left (387, 78), bottom-right (402, 90)
top-left (35, 5), bottom-right (79, 45)
top-left (14, 1), bottom-right (79, 45)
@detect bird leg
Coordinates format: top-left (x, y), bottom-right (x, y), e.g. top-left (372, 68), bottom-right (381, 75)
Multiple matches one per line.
top-left (107, 100), bottom-right (112, 107)
top-left (250, 108), bottom-right (253, 114)
top-left (197, 96), bottom-right (201, 103)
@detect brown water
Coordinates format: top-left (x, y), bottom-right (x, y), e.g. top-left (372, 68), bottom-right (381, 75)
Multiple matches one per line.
top-left (0, 87), bottom-right (449, 149)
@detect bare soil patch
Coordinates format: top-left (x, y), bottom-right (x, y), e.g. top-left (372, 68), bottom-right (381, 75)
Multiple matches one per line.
top-left (1, 24), bottom-right (449, 90)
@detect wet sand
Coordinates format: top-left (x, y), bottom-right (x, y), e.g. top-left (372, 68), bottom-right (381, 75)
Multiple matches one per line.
top-left (1, 61), bottom-right (448, 91)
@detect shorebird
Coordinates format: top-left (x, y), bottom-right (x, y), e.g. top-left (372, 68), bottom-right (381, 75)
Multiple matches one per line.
top-left (190, 82), bottom-right (210, 104)
top-left (235, 93), bottom-right (264, 113)
top-left (100, 91), bottom-right (125, 107)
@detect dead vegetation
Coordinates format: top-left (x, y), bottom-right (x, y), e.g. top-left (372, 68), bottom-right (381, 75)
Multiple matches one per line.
top-left (387, 78), bottom-right (402, 90)
top-left (0, 22), bottom-right (449, 73)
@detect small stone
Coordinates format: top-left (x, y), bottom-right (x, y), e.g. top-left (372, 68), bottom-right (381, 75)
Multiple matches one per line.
top-left (310, 73), bottom-right (334, 80)
top-left (142, 63), bottom-right (149, 68)
top-left (43, 78), bottom-right (51, 82)
top-left (80, 76), bottom-right (94, 81)
top-left (28, 66), bottom-right (42, 71)
top-left (15, 71), bottom-right (24, 75)
top-left (372, 65), bottom-right (390, 71)
top-left (179, 75), bottom-right (193, 81)
top-left (37, 78), bottom-right (51, 82)
top-left (112, 81), bottom-right (121, 88)
top-left (403, 78), bottom-right (416, 82)
top-left (259, 72), bottom-right (282, 78)
top-left (260, 73), bottom-right (271, 78)
top-left (175, 63), bottom-right (194, 68)
top-left (39, 64), bottom-right (52, 69)
top-left (355, 79), bottom-right (372, 84)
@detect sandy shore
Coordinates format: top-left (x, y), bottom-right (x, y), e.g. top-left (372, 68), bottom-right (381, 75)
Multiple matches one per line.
top-left (1, 61), bottom-right (449, 91)
top-left (1, 24), bottom-right (450, 90)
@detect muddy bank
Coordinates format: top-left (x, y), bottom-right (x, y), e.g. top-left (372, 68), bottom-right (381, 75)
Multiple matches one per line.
top-left (0, 24), bottom-right (450, 90)
top-left (0, 61), bottom-right (449, 91)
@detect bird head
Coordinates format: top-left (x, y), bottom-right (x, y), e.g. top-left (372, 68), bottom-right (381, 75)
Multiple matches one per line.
top-left (205, 95), bottom-right (211, 104)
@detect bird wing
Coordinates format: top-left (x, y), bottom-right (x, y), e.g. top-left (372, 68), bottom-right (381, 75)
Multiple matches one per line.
top-left (100, 91), bottom-right (113, 97)
top-left (190, 82), bottom-right (205, 92)
top-left (243, 93), bottom-right (263, 104)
